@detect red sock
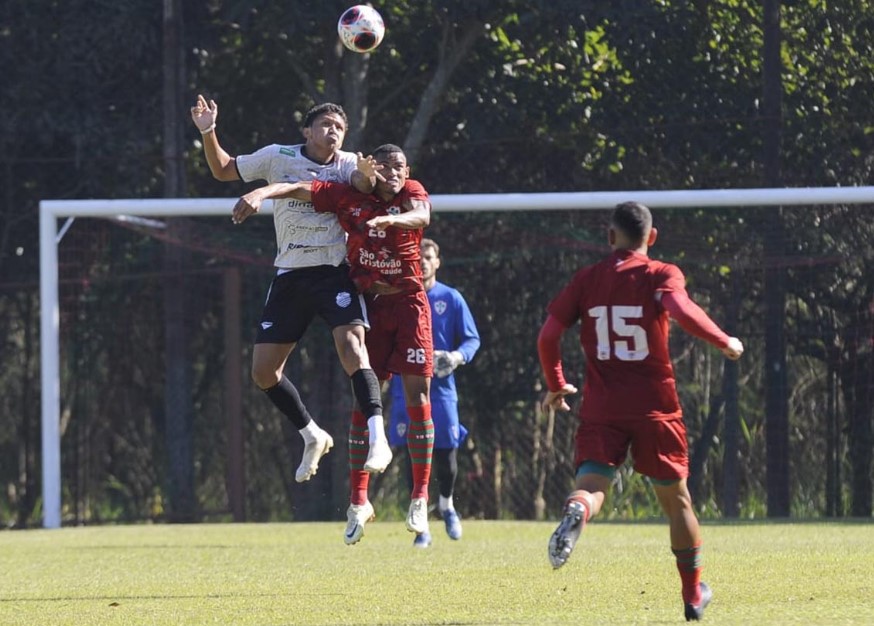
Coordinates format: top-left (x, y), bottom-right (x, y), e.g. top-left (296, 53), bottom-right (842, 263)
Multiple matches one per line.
top-left (349, 410), bottom-right (369, 505)
top-left (672, 544), bottom-right (703, 605)
top-left (406, 404), bottom-right (434, 500)
top-left (567, 490), bottom-right (591, 524)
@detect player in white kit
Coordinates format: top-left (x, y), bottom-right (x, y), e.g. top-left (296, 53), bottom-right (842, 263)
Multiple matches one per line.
top-left (190, 96), bottom-right (392, 486)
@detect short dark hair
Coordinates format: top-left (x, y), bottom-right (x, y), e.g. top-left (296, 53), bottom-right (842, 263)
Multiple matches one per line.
top-left (611, 202), bottom-right (652, 244)
top-left (303, 103), bottom-right (347, 129)
top-left (372, 143), bottom-right (405, 161)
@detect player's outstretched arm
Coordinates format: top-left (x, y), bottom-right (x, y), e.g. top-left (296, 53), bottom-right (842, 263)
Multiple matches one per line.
top-left (542, 385), bottom-right (579, 413)
top-left (232, 182), bottom-right (312, 225)
top-left (351, 153), bottom-right (383, 193)
top-left (435, 298), bottom-right (482, 378)
top-left (455, 294), bottom-right (482, 363)
top-left (537, 314), bottom-right (578, 412)
top-left (721, 337), bottom-right (744, 360)
top-left (660, 290), bottom-right (743, 359)
top-left (190, 94), bottom-right (239, 182)
top-left (366, 198), bottom-right (430, 231)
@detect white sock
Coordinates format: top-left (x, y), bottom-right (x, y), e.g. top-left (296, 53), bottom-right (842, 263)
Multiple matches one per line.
top-left (439, 495), bottom-right (454, 513)
top-left (367, 415), bottom-right (386, 445)
top-left (300, 421), bottom-right (320, 444)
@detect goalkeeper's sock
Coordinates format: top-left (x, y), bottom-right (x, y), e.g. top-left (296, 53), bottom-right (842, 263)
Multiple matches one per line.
top-left (406, 404), bottom-right (434, 500)
top-left (672, 544), bottom-right (703, 606)
top-left (434, 447), bottom-right (458, 500)
top-left (439, 495), bottom-right (455, 513)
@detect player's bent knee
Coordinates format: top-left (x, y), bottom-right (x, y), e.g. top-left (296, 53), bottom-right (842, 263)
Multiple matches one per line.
top-left (334, 328), bottom-right (368, 370)
top-left (251, 367), bottom-right (281, 390)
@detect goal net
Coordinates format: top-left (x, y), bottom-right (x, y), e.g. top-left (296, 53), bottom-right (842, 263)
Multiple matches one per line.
top-left (38, 187), bottom-right (874, 528)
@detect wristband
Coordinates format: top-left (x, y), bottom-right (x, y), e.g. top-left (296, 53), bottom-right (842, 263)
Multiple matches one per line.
top-left (200, 124), bottom-right (216, 135)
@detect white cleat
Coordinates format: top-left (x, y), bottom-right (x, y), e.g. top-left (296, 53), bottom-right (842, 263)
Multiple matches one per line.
top-left (406, 497), bottom-right (430, 534)
top-left (363, 438), bottom-right (393, 473)
top-left (295, 429), bottom-right (334, 483)
top-left (344, 501), bottom-right (375, 545)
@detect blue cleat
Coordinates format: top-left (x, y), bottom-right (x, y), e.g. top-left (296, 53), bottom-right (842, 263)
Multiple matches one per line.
top-left (413, 531), bottom-right (432, 548)
top-left (442, 509), bottom-right (462, 540)
top-left (684, 582), bottom-right (712, 621)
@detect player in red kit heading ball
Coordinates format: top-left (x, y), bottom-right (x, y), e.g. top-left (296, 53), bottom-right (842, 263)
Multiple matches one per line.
top-left (237, 144), bottom-right (435, 546)
top-left (538, 202), bottom-right (743, 622)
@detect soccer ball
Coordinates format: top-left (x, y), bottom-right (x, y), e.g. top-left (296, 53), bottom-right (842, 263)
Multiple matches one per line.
top-left (337, 5), bottom-right (385, 53)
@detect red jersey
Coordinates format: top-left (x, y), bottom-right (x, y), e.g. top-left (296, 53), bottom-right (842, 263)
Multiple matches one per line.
top-left (547, 249), bottom-right (687, 422)
top-left (310, 180), bottom-right (430, 293)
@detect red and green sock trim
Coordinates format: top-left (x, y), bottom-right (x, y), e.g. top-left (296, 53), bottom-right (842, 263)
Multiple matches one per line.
top-left (406, 404), bottom-right (434, 500)
top-left (672, 544), bottom-right (703, 605)
top-left (348, 411), bottom-right (368, 471)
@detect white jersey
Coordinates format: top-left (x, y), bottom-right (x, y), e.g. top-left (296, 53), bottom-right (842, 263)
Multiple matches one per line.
top-left (236, 144), bottom-right (357, 269)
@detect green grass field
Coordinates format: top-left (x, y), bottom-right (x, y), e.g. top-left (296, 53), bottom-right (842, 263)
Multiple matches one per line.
top-left (1, 519), bottom-right (872, 625)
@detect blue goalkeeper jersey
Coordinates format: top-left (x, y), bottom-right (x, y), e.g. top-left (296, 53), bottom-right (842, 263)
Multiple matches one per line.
top-left (390, 280), bottom-right (480, 402)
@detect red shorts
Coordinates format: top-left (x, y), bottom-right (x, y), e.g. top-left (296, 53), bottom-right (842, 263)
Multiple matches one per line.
top-left (574, 418), bottom-right (689, 482)
top-left (365, 290), bottom-right (433, 380)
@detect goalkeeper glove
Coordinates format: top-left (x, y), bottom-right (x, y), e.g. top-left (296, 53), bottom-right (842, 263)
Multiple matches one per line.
top-left (434, 350), bottom-right (465, 378)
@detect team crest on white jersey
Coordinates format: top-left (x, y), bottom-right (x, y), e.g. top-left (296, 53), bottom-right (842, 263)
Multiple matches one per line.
top-left (434, 300), bottom-right (447, 315)
top-left (336, 292), bottom-right (352, 308)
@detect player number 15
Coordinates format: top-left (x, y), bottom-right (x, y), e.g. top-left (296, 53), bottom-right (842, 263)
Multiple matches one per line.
top-left (588, 305), bottom-right (649, 361)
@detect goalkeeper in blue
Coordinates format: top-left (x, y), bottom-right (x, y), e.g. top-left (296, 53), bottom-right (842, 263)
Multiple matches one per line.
top-left (389, 238), bottom-right (481, 547)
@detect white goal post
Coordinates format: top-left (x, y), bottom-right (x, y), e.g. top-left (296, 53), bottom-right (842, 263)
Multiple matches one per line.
top-left (39, 186), bottom-right (874, 528)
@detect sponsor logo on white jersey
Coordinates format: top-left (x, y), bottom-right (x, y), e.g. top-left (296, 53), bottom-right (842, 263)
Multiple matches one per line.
top-left (244, 146), bottom-right (355, 269)
top-left (279, 199), bottom-right (313, 211)
top-left (282, 221), bottom-right (330, 237)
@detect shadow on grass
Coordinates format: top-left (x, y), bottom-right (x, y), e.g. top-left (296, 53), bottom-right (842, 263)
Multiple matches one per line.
top-left (0, 590), bottom-right (350, 603)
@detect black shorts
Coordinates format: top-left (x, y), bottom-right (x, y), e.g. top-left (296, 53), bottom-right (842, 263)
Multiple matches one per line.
top-left (255, 265), bottom-right (369, 344)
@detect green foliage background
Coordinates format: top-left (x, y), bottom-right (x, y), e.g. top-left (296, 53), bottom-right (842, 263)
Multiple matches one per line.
top-left (1, 0), bottom-right (873, 526)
